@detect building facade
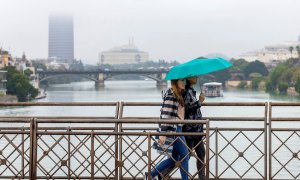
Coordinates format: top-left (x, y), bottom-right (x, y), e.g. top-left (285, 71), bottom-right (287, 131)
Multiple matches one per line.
top-left (0, 70), bottom-right (7, 95)
top-left (0, 48), bottom-right (15, 68)
top-left (48, 15), bottom-right (74, 64)
top-left (239, 36), bottom-right (300, 64)
top-left (100, 40), bottom-right (149, 65)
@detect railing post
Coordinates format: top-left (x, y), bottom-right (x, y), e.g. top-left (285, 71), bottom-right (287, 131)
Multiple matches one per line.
top-left (268, 102), bottom-right (272, 180)
top-left (21, 126), bottom-right (25, 179)
top-left (215, 127), bottom-right (218, 179)
top-left (91, 131), bottom-right (95, 180)
top-left (115, 102), bottom-right (120, 180)
top-left (206, 119), bottom-right (210, 180)
top-left (68, 127), bottom-right (71, 180)
top-left (118, 102), bottom-right (124, 180)
top-left (264, 102), bottom-right (268, 180)
top-left (147, 133), bottom-right (151, 180)
top-left (29, 118), bottom-right (37, 180)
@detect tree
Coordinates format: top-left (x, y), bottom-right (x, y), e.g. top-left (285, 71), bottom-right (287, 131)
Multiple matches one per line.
top-left (32, 61), bottom-right (47, 71)
top-left (24, 69), bottom-right (33, 77)
top-left (229, 58), bottom-right (249, 73)
top-left (250, 73), bottom-right (263, 90)
top-left (295, 76), bottom-right (300, 95)
top-left (266, 64), bottom-right (286, 92)
top-left (251, 77), bottom-right (262, 90)
top-left (210, 69), bottom-right (231, 84)
top-left (278, 82), bottom-right (288, 94)
top-left (244, 60), bottom-right (268, 78)
top-left (238, 81), bottom-right (248, 89)
top-left (69, 60), bottom-right (84, 71)
top-left (296, 45), bottom-right (300, 58)
top-left (4, 66), bottom-right (38, 102)
top-left (289, 46), bottom-right (294, 58)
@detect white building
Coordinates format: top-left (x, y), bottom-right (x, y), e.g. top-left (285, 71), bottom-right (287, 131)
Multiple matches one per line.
top-left (239, 37), bottom-right (300, 64)
top-left (100, 39), bottom-right (149, 65)
top-left (0, 70), bottom-right (7, 95)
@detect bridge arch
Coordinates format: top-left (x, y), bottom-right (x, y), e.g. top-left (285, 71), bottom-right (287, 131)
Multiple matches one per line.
top-left (39, 74), bottom-right (97, 83)
top-left (104, 73), bottom-right (161, 82)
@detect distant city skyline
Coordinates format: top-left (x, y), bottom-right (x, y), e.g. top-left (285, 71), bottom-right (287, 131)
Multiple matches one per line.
top-left (0, 0), bottom-right (300, 64)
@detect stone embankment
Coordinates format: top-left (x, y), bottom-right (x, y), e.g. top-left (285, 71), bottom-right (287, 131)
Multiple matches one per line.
top-left (0, 95), bottom-right (18, 102)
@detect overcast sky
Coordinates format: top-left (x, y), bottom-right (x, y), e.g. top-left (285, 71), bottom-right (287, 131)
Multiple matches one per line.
top-left (0, 0), bottom-right (300, 64)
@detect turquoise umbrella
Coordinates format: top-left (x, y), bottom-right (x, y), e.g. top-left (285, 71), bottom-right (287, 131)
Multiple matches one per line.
top-left (164, 57), bottom-right (233, 80)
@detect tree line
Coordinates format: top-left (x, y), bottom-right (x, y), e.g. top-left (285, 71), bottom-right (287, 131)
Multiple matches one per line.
top-left (3, 66), bottom-right (38, 102)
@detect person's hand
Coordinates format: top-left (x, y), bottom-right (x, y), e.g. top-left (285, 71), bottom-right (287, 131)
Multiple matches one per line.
top-left (159, 136), bottom-right (166, 146)
top-left (199, 94), bottom-right (205, 103)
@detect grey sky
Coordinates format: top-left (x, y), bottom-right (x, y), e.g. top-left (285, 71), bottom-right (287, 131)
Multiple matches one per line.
top-left (0, 0), bottom-right (300, 64)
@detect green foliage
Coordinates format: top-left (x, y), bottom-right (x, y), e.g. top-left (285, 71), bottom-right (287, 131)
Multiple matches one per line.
top-left (229, 58), bottom-right (249, 72)
top-left (69, 60), bottom-right (84, 71)
top-left (278, 82), bottom-right (288, 94)
top-left (296, 46), bottom-right (300, 58)
top-left (24, 69), bottom-right (33, 77)
top-left (251, 76), bottom-right (263, 90)
top-left (295, 76), bottom-right (300, 94)
top-left (210, 69), bottom-right (231, 84)
top-left (238, 81), bottom-right (248, 89)
top-left (266, 79), bottom-right (276, 92)
top-left (32, 61), bottom-right (47, 71)
top-left (266, 64), bottom-right (286, 92)
top-left (244, 60), bottom-right (268, 78)
top-left (4, 66), bottom-right (38, 102)
top-left (267, 58), bottom-right (300, 94)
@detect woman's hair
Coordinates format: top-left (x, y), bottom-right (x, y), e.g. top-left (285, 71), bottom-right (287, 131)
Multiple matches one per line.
top-left (185, 79), bottom-right (192, 88)
top-left (171, 80), bottom-right (185, 106)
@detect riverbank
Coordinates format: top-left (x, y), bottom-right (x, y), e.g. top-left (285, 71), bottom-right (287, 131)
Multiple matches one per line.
top-left (0, 94), bottom-right (18, 102)
top-left (287, 87), bottom-right (299, 96)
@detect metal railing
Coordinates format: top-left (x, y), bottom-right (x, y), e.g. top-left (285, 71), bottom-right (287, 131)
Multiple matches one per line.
top-left (119, 102), bottom-right (269, 180)
top-left (0, 102), bottom-right (299, 179)
top-left (269, 102), bottom-right (300, 180)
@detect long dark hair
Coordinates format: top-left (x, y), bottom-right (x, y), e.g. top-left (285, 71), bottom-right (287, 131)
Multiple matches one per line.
top-left (171, 80), bottom-right (184, 106)
top-left (185, 79), bottom-right (192, 89)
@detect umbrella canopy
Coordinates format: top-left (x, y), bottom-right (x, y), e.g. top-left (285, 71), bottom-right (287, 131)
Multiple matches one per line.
top-left (164, 57), bottom-right (233, 80)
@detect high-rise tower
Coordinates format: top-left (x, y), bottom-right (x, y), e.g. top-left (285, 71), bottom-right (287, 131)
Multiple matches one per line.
top-left (48, 15), bottom-right (74, 64)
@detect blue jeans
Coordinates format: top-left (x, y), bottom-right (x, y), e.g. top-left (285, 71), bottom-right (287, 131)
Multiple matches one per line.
top-left (151, 126), bottom-right (189, 180)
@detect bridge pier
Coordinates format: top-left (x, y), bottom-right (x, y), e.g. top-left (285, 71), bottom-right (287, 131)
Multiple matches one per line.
top-left (156, 80), bottom-right (168, 88)
top-left (95, 73), bottom-right (105, 89)
top-left (95, 80), bottom-right (105, 89)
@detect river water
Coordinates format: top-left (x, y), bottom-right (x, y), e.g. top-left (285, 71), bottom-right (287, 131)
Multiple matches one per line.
top-left (0, 80), bottom-right (299, 179)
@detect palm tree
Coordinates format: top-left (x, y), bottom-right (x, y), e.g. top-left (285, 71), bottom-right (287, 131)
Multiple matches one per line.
top-left (289, 46), bottom-right (294, 58)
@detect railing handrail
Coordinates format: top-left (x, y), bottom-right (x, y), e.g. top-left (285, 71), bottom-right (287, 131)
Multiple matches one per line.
top-left (0, 102), bottom-right (118, 106)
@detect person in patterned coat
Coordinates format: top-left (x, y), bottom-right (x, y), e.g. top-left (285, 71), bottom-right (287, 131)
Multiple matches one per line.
top-left (145, 79), bottom-right (189, 180)
top-left (157, 76), bottom-right (206, 180)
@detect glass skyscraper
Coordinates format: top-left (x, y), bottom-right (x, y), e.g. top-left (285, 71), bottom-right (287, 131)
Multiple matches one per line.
top-left (48, 15), bottom-right (74, 64)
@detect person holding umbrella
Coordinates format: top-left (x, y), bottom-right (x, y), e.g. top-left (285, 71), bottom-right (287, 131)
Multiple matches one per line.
top-left (157, 76), bottom-right (206, 180)
top-left (145, 79), bottom-right (190, 180)
top-left (155, 57), bottom-right (232, 179)
top-left (183, 76), bottom-right (206, 179)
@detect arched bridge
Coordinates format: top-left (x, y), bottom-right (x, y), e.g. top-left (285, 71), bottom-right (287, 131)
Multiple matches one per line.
top-left (37, 70), bottom-right (168, 88)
